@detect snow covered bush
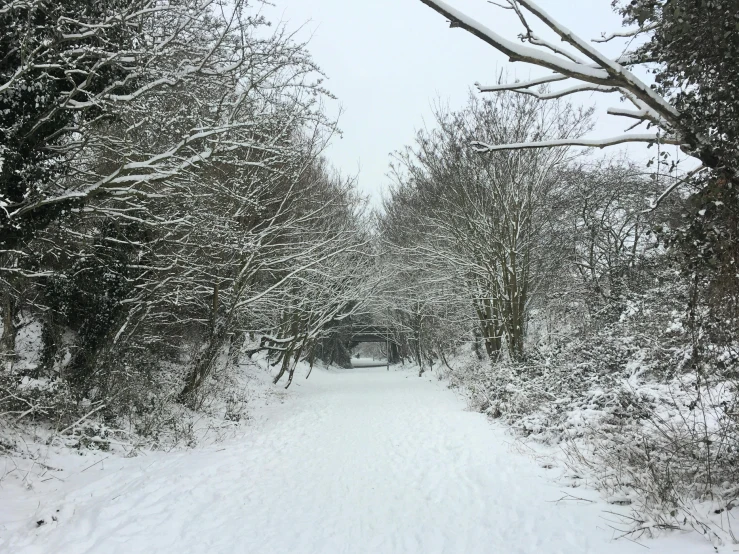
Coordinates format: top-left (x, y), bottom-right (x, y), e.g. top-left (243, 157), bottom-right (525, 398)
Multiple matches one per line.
top-left (0, 371), bottom-right (75, 425)
top-left (442, 262), bottom-right (739, 545)
top-left (569, 374), bottom-right (739, 544)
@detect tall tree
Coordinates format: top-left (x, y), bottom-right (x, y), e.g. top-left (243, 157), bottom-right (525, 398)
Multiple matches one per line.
top-left (385, 92), bottom-right (590, 360)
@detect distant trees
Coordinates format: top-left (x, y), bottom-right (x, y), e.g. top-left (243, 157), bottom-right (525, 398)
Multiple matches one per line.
top-left (379, 88), bottom-right (675, 366)
top-left (562, 159), bottom-right (661, 317)
top-left (382, 92), bottom-right (591, 361)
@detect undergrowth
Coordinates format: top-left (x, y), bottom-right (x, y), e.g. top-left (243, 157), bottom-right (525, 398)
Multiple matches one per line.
top-left (445, 283), bottom-right (739, 549)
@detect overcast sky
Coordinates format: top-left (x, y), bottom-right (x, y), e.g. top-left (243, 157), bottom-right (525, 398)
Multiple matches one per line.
top-left (267, 0), bottom-right (648, 206)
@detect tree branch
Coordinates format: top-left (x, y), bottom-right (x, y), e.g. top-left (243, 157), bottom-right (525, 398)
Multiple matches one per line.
top-left (472, 134), bottom-right (683, 152)
top-left (418, 0), bottom-right (682, 141)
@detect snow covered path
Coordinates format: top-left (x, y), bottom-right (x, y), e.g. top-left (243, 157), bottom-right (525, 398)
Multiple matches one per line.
top-left (2, 367), bottom-right (710, 553)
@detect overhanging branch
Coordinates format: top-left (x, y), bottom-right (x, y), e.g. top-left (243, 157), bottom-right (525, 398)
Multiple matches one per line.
top-left (418, 0), bottom-right (682, 138)
top-left (472, 134), bottom-right (683, 153)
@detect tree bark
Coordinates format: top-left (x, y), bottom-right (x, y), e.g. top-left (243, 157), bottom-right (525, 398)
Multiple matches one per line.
top-left (1, 289), bottom-right (16, 370)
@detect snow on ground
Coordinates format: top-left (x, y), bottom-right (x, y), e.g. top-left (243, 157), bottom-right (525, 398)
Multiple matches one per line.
top-left (1, 363), bottom-right (714, 553)
top-left (351, 358), bottom-right (389, 368)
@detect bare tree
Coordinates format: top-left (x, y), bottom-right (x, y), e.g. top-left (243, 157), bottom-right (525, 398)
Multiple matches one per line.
top-left (1, 0), bottom-right (328, 246)
top-left (386, 92), bottom-right (590, 360)
top-left (0, 0), bottom-right (379, 422)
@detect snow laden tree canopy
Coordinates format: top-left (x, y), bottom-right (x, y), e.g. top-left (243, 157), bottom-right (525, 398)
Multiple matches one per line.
top-left (0, 0), bottom-right (330, 248)
top-left (0, 0), bottom-right (376, 410)
top-left (417, 0), bottom-right (739, 196)
top-left (416, 1), bottom-right (739, 380)
top-left (383, 92), bottom-right (594, 363)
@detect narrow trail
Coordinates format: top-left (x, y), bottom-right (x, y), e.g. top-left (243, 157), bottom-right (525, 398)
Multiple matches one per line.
top-left (2, 367), bottom-right (709, 554)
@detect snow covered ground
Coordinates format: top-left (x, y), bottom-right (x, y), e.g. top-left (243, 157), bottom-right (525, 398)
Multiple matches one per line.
top-left (1, 364), bottom-right (714, 553)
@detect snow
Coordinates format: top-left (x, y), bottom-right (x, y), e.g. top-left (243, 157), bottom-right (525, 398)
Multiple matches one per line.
top-left (13, 319), bottom-right (43, 372)
top-left (0, 365), bottom-right (713, 553)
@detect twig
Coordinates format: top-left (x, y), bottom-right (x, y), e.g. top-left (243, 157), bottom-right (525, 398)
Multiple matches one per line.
top-left (80, 455), bottom-right (110, 473)
top-left (548, 492), bottom-right (595, 504)
top-left (58, 403), bottom-right (107, 435)
top-left (643, 165), bottom-right (704, 212)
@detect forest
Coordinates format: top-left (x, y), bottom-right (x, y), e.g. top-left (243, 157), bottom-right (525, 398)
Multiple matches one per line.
top-left (2, 0), bottom-right (739, 549)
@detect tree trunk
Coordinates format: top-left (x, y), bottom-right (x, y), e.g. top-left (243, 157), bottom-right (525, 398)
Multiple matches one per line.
top-left (306, 343), bottom-right (316, 379)
top-left (272, 346), bottom-right (292, 385)
top-left (178, 330), bottom-right (231, 404)
top-left (473, 327), bottom-right (483, 361)
top-left (475, 298), bottom-right (502, 361)
top-left (284, 344), bottom-right (304, 389)
top-left (1, 290), bottom-right (16, 370)
top-left (389, 342), bottom-right (400, 364)
top-left (178, 283), bottom-right (228, 404)
top-left (40, 312), bottom-right (63, 378)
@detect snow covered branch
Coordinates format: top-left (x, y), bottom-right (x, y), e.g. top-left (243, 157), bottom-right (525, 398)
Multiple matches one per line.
top-left (472, 133), bottom-right (680, 153)
top-left (417, 0), bottom-right (687, 152)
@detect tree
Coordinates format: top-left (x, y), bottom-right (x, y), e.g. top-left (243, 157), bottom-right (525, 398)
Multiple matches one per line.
top-left (2, 0), bottom-right (327, 369)
top-left (0, 0), bottom-right (378, 421)
top-left (416, 0), bottom-right (738, 186)
top-left (385, 92), bottom-right (590, 360)
top-left (416, 0), bottom-right (739, 364)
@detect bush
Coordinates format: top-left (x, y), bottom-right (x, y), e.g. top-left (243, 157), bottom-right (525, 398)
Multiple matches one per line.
top-left (445, 271), bottom-right (739, 547)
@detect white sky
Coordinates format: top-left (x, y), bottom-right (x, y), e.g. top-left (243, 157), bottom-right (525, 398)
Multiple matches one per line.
top-left (268, 0), bottom-right (655, 206)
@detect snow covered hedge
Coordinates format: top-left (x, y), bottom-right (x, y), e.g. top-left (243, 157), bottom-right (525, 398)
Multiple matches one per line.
top-left (445, 272), bottom-right (739, 546)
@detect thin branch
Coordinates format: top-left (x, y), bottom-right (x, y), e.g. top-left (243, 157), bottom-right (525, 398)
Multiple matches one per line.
top-left (476, 73), bottom-right (567, 92)
top-left (472, 133), bottom-right (682, 152)
top-left (507, 83), bottom-right (622, 100)
top-left (644, 165), bottom-right (705, 212)
top-left (593, 23), bottom-right (658, 43)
